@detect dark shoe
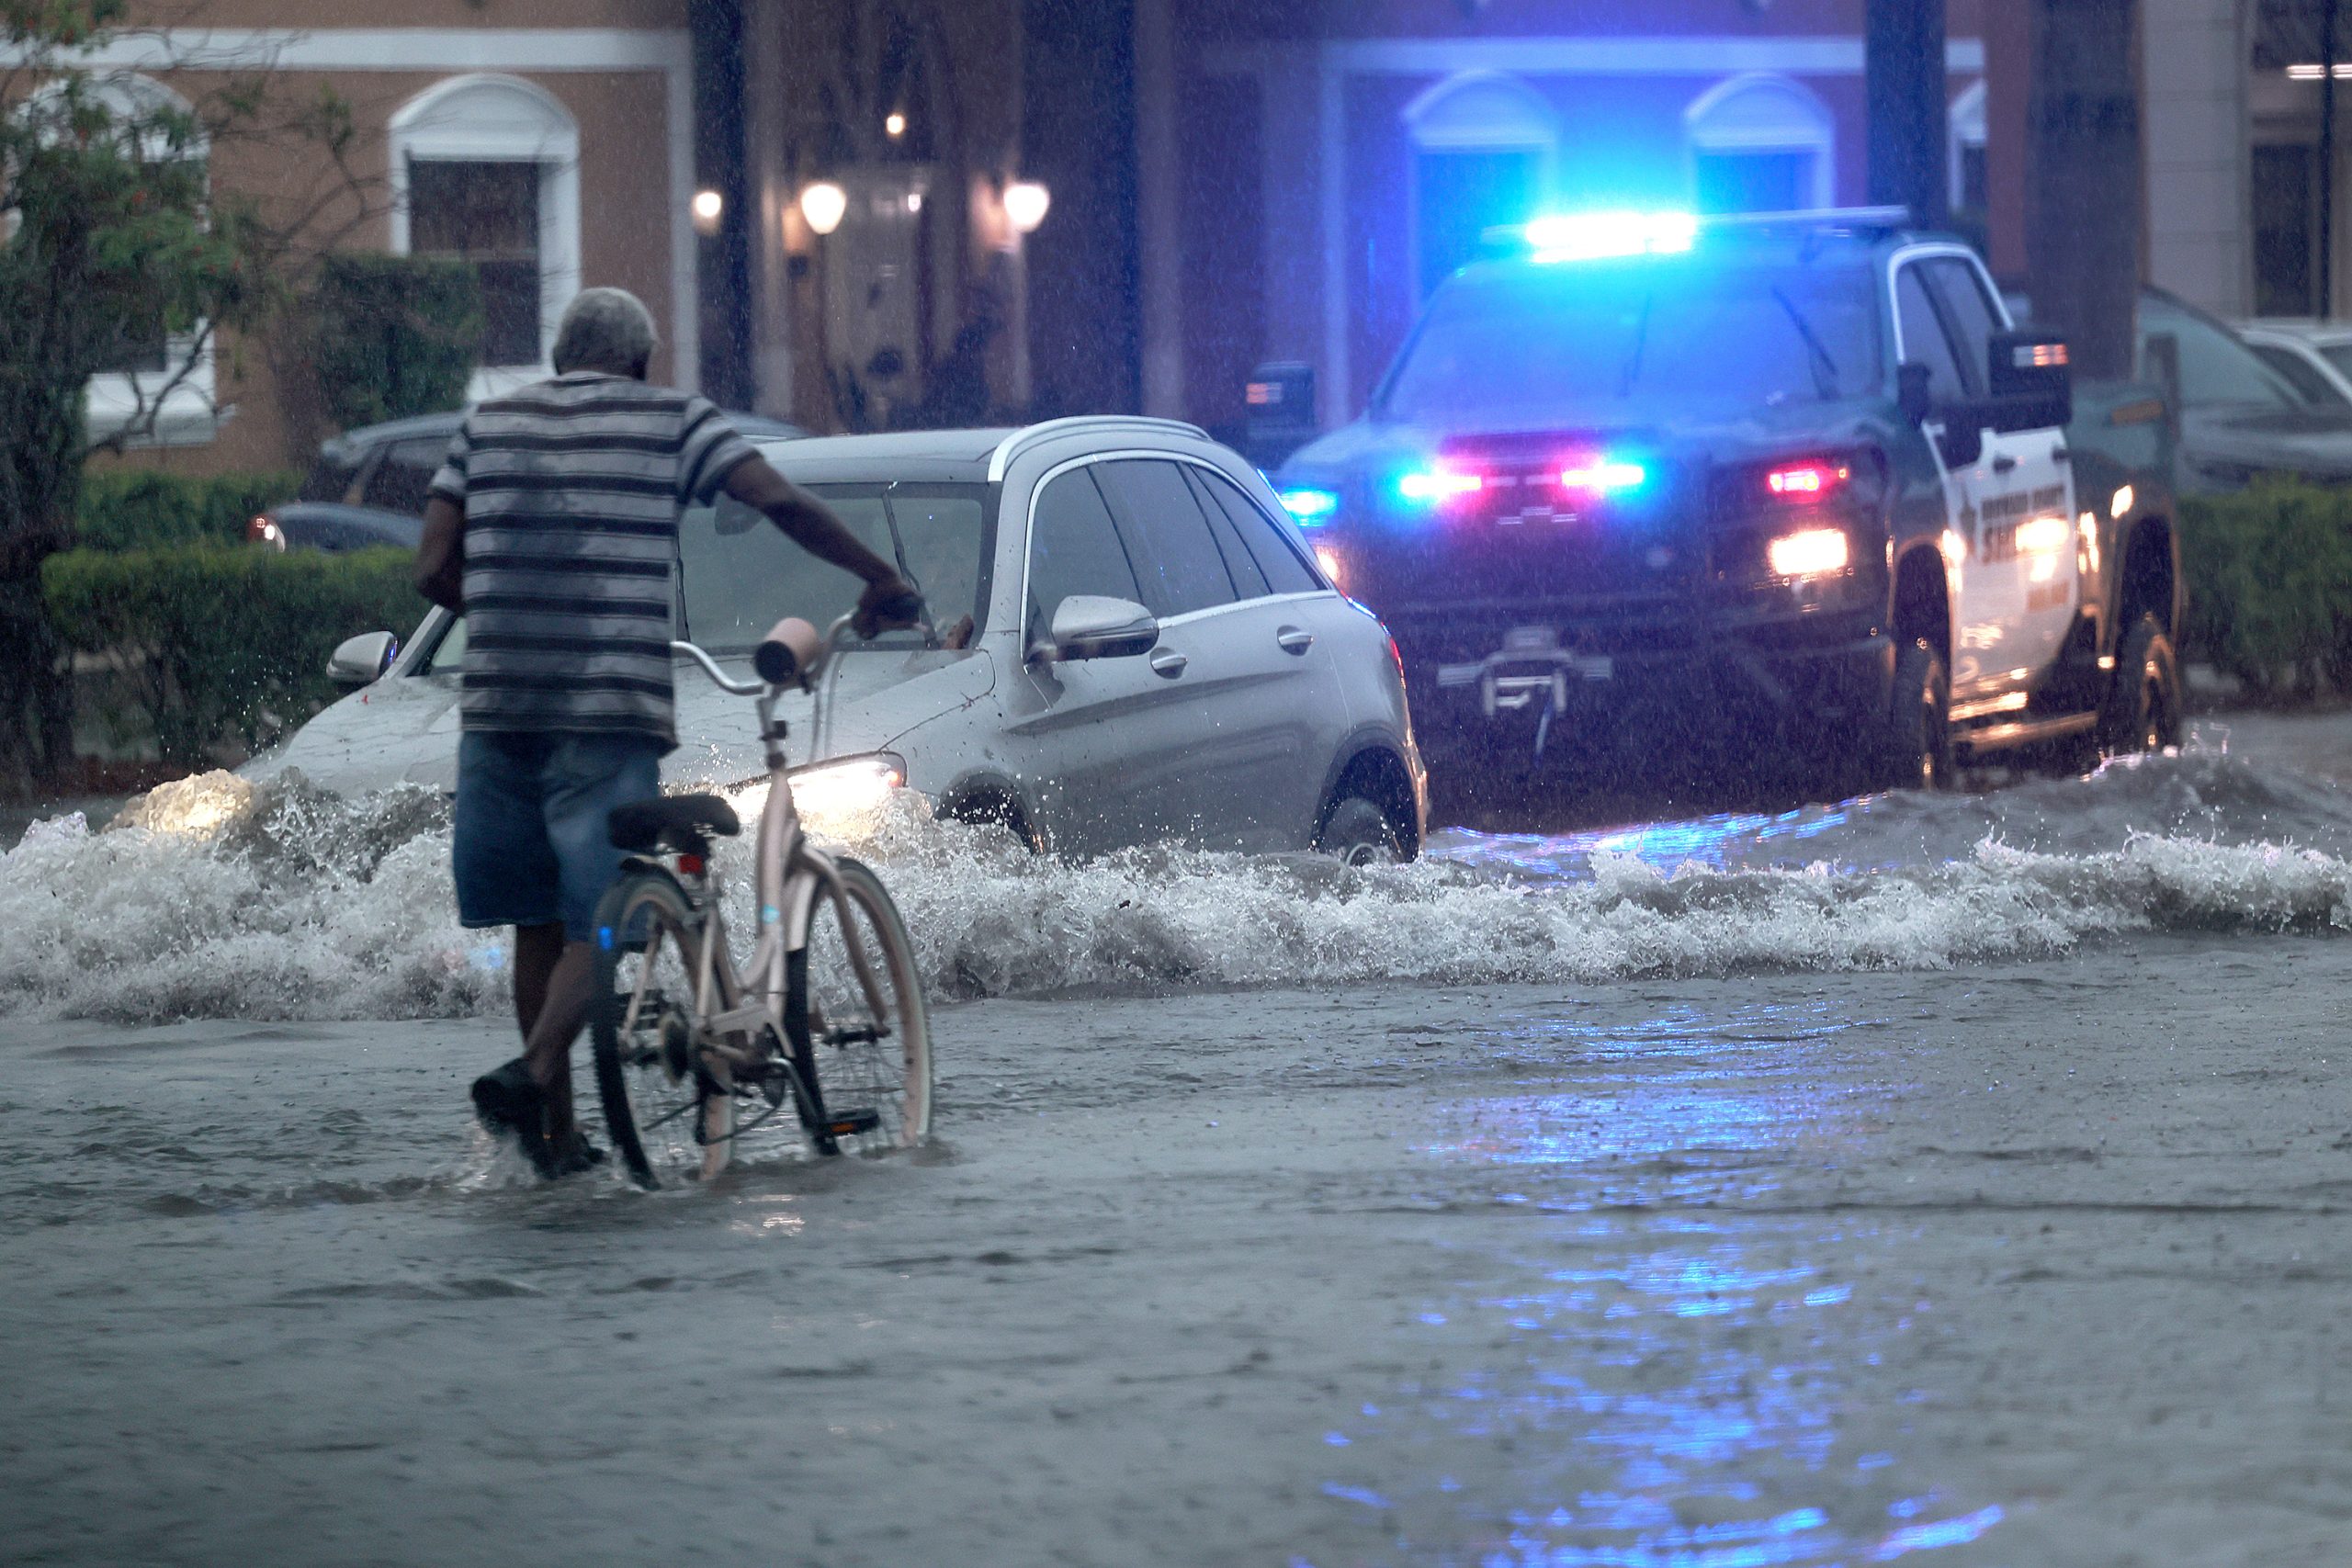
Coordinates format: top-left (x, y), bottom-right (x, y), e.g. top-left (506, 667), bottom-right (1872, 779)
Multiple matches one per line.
top-left (527, 1122), bottom-right (605, 1180)
top-left (470, 1057), bottom-right (538, 1136)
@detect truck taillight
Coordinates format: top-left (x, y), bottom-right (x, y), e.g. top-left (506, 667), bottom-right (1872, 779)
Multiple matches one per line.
top-left (1767, 462), bottom-right (1848, 500)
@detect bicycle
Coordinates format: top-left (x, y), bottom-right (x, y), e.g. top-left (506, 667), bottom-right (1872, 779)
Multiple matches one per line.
top-left (587, 612), bottom-right (933, 1189)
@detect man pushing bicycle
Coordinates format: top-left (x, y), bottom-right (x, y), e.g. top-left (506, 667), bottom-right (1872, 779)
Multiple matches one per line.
top-left (414, 287), bottom-right (917, 1178)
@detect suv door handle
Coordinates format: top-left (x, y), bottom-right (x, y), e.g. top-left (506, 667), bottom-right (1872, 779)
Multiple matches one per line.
top-left (1148, 647), bottom-right (1188, 679)
top-left (1275, 626), bottom-right (1315, 655)
top-left (1989, 454), bottom-right (2018, 474)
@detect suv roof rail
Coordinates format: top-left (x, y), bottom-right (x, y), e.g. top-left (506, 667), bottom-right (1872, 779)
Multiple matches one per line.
top-left (1701, 205), bottom-right (1913, 233)
top-left (987, 415), bottom-right (1213, 481)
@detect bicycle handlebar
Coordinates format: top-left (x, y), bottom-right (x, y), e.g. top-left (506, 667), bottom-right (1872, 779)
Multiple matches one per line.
top-left (669, 639), bottom-right (767, 697)
top-left (672, 604), bottom-right (933, 700)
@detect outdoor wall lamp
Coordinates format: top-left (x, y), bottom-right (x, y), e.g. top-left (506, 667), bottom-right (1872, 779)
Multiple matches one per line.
top-left (1003, 180), bottom-right (1051, 235)
top-left (799, 181), bottom-right (847, 237)
top-left (691, 188), bottom-right (723, 236)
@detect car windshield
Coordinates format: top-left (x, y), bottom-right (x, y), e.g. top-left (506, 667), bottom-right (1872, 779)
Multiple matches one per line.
top-left (1376, 258), bottom-right (1885, 423)
top-left (678, 482), bottom-right (993, 655)
top-left (2320, 343), bottom-right (2352, 386)
top-left (2138, 298), bottom-right (2304, 412)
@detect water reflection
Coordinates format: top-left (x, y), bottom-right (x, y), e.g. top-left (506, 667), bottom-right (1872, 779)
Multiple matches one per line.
top-left (1308, 1005), bottom-right (2007, 1565)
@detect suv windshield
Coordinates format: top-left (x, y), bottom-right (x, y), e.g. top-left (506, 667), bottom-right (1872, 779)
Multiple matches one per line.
top-left (1378, 258), bottom-right (1885, 423)
top-left (679, 482), bottom-right (993, 654)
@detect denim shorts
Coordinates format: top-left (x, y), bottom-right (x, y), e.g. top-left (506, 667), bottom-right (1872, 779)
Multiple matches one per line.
top-left (453, 730), bottom-right (664, 942)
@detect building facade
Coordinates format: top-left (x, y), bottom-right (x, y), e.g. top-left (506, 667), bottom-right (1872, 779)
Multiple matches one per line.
top-left (69, 2), bottom-right (702, 475)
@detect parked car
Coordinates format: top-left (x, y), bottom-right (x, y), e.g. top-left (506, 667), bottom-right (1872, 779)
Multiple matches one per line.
top-left (2236, 319), bottom-right (2352, 411)
top-left (2130, 293), bottom-right (2352, 489)
top-left (245, 418), bottom-right (1430, 862)
top-left (249, 406), bottom-right (808, 553)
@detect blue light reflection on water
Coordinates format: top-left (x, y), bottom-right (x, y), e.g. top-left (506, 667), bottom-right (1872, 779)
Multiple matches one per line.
top-left (1316, 1003), bottom-right (2007, 1565)
top-left (1429, 800), bottom-right (1864, 885)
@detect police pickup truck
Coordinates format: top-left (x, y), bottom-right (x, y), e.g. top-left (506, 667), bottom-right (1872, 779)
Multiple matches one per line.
top-left (1264, 209), bottom-right (2182, 807)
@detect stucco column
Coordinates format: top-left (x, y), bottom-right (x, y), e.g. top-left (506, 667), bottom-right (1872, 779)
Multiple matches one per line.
top-left (739, 0), bottom-right (797, 419)
top-left (1136, 0), bottom-right (1184, 418)
top-left (2142, 0), bottom-right (2252, 317)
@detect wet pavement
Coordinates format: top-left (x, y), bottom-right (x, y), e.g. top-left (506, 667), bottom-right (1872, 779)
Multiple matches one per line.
top-left (5, 933), bottom-right (2348, 1565)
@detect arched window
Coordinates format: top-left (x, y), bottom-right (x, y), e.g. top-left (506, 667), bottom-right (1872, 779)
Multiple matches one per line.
top-left (24, 73), bottom-right (225, 447)
top-left (1404, 71), bottom-right (1559, 297)
top-left (390, 74), bottom-right (582, 399)
top-left (1684, 73), bottom-right (1835, 215)
top-left (1950, 81), bottom-right (1989, 216)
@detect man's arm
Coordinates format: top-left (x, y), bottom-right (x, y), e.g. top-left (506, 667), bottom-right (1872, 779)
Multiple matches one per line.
top-left (721, 455), bottom-right (919, 631)
top-left (416, 495), bottom-right (466, 613)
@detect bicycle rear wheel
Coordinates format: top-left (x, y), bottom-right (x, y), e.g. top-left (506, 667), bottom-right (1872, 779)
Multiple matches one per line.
top-left (589, 870), bottom-right (732, 1189)
top-left (786, 856), bottom-right (932, 1156)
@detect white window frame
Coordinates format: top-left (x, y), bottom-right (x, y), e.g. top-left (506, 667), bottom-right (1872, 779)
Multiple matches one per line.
top-left (1402, 70), bottom-right (1561, 298)
top-left (1949, 79), bottom-right (1988, 212)
top-left (387, 73), bottom-right (582, 403)
top-left (29, 73), bottom-right (230, 448)
top-left (1683, 72), bottom-right (1837, 212)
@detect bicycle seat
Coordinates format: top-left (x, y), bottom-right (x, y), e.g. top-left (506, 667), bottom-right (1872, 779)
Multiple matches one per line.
top-left (608, 794), bottom-right (742, 853)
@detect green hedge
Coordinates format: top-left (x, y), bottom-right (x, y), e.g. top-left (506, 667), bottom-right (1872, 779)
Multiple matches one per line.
top-left (2179, 482), bottom-right (2352, 699)
top-left (42, 545), bottom-right (425, 766)
top-left (76, 468), bottom-right (302, 551)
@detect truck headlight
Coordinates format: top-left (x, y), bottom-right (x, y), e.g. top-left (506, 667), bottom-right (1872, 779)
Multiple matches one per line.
top-left (1768, 526), bottom-right (1850, 580)
top-left (787, 754), bottom-right (905, 829)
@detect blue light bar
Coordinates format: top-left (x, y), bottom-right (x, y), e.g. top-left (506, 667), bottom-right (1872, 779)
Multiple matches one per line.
top-left (1278, 488), bottom-right (1340, 525)
top-left (1523, 209), bottom-right (1697, 264)
top-left (1560, 459), bottom-right (1649, 495)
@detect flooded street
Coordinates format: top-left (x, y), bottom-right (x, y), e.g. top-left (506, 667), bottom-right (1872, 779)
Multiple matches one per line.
top-left (5, 719), bottom-right (2352, 1564)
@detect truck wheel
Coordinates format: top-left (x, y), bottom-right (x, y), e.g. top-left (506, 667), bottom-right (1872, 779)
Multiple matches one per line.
top-left (1314, 795), bottom-right (1403, 865)
top-left (1879, 639), bottom-right (1951, 792)
top-left (2104, 613), bottom-right (2183, 754)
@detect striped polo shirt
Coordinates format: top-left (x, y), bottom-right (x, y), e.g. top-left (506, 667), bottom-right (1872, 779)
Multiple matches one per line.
top-left (428, 374), bottom-right (758, 749)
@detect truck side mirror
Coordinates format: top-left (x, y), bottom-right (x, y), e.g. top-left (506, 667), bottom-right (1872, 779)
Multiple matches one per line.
top-left (1986, 330), bottom-right (2074, 432)
top-left (1896, 362), bottom-right (1933, 425)
top-left (1242, 361), bottom-right (1317, 469)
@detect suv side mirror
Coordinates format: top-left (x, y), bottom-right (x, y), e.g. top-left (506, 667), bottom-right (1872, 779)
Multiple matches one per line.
top-left (1243, 361), bottom-right (1317, 469)
top-left (1986, 330), bottom-right (2074, 433)
top-left (1896, 362), bottom-right (1933, 426)
top-left (1034, 596), bottom-right (1158, 663)
top-left (328, 630), bottom-right (398, 686)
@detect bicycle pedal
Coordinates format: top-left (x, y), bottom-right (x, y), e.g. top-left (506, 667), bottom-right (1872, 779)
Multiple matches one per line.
top-left (822, 1109), bottom-right (881, 1137)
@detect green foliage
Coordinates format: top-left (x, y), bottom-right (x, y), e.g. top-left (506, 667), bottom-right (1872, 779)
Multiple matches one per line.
top-left (41, 545), bottom-right (425, 766)
top-left (74, 469), bottom-right (301, 551)
top-left (2179, 482), bottom-right (2352, 699)
top-left (310, 253), bottom-right (484, 431)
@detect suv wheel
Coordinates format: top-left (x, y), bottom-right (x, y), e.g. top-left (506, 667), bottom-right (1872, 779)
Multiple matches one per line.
top-left (1314, 796), bottom-right (1403, 865)
top-left (1879, 639), bottom-right (1952, 793)
top-left (2103, 613), bottom-right (2182, 755)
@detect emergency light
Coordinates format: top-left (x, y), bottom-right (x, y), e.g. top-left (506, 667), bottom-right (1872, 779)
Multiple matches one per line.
top-left (1559, 459), bottom-right (1649, 496)
top-left (1279, 488), bottom-right (1340, 525)
top-left (1522, 210), bottom-right (1697, 264)
top-left (1397, 468), bottom-right (1484, 504)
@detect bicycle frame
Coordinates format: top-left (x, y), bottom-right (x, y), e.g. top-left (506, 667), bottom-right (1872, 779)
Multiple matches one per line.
top-left (658, 621), bottom-right (894, 1086)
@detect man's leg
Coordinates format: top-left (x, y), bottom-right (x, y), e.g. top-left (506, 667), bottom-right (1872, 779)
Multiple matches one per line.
top-left (522, 939), bottom-right (597, 1145)
top-left (512, 921), bottom-right (566, 1040)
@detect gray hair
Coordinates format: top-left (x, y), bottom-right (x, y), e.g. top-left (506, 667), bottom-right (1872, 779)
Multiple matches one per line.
top-left (550, 288), bottom-right (658, 376)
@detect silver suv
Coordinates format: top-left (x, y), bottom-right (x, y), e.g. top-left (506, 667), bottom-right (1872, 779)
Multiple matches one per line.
top-left (254, 418), bottom-right (1429, 861)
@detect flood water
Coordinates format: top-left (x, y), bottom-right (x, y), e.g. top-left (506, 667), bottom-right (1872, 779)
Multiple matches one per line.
top-left (3, 716), bottom-right (2349, 1563)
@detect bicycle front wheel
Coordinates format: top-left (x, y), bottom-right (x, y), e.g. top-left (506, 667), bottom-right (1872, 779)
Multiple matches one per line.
top-left (589, 870), bottom-right (731, 1189)
top-left (787, 856), bottom-right (932, 1156)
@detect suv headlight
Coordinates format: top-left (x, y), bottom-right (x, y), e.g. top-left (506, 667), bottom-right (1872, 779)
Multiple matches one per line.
top-left (787, 753), bottom-right (906, 829)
